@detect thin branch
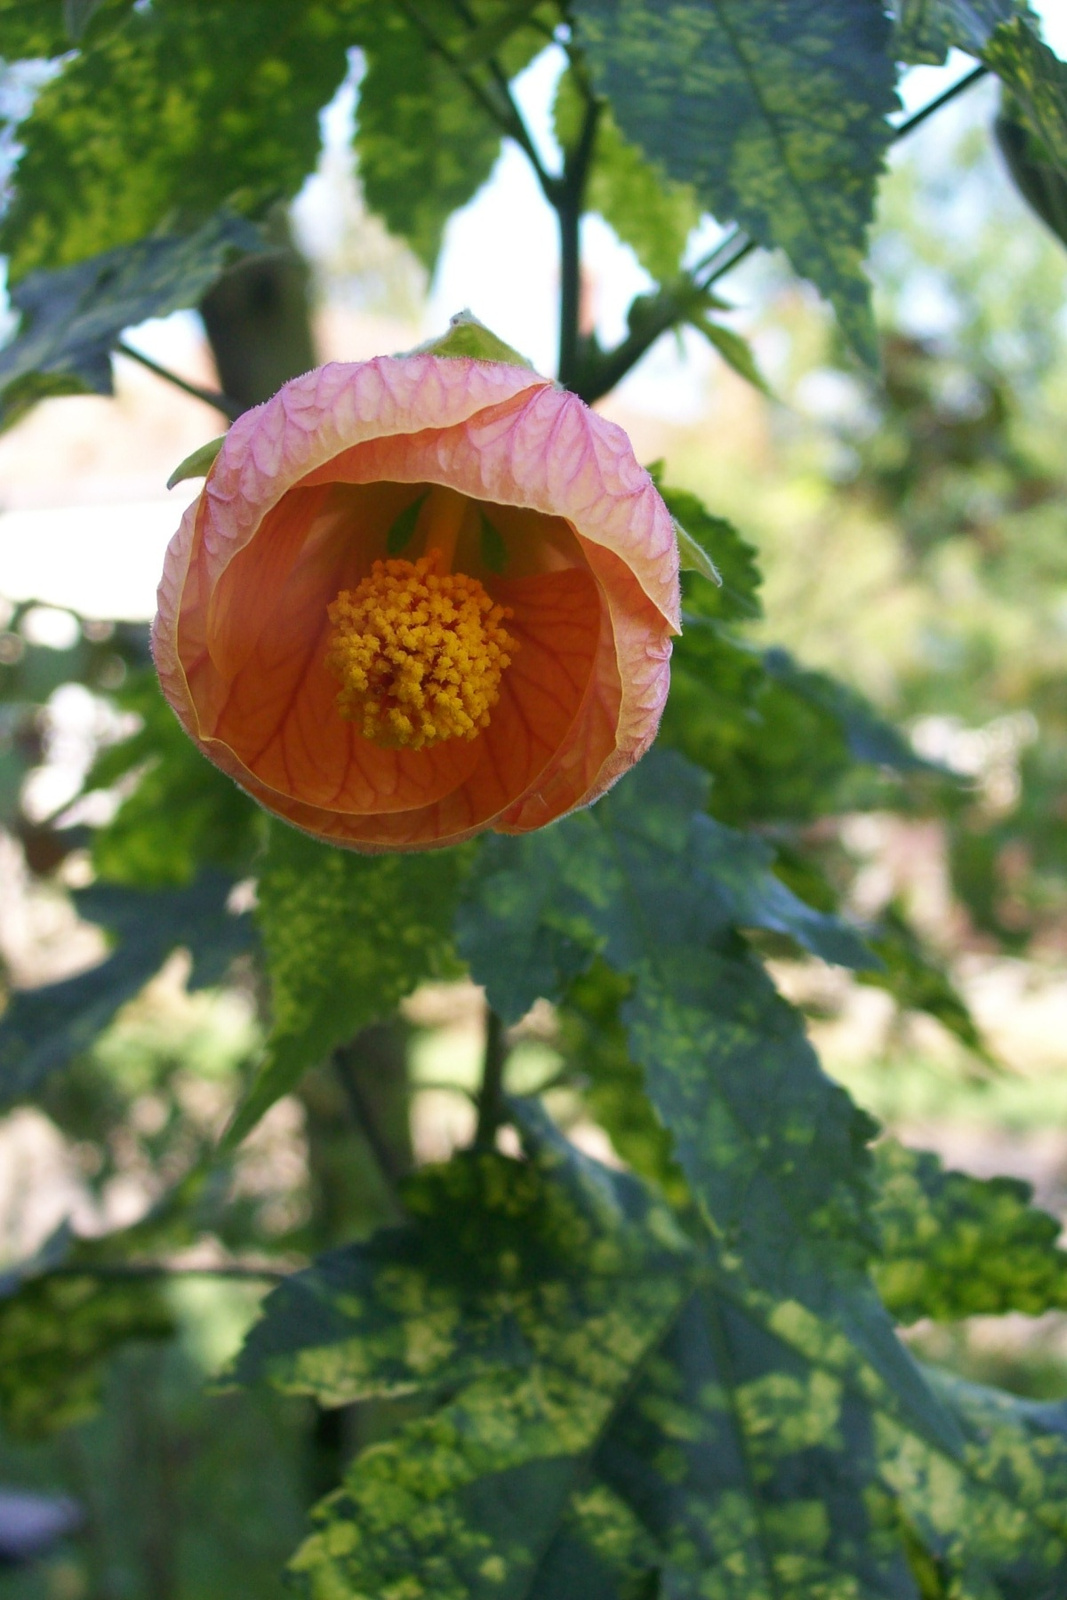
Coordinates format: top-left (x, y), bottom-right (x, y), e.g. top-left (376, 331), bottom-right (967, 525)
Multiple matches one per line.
top-left (114, 340), bottom-right (242, 419)
top-left (473, 1008), bottom-right (509, 1150)
top-left (35, 1262), bottom-right (291, 1283)
top-left (332, 1044), bottom-right (406, 1200)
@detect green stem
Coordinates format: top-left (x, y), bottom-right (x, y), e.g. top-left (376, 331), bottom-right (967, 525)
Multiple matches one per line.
top-left (473, 1009), bottom-right (509, 1150)
top-left (557, 89), bottom-right (600, 387)
top-left (114, 339), bottom-right (242, 419)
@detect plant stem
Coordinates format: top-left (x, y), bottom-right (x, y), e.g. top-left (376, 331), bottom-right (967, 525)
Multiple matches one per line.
top-left (332, 1042), bottom-right (406, 1203)
top-left (114, 339), bottom-right (242, 419)
top-left (473, 1008), bottom-right (509, 1150)
top-left (557, 86), bottom-right (601, 388)
top-left (37, 1262), bottom-right (291, 1282)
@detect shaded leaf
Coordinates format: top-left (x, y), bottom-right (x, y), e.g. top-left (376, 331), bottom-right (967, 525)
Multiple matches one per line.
top-left (0, 212), bottom-right (267, 429)
top-left (227, 828), bottom-right (470, 1147)
top-left (85, 669), bottom-right (262, 888)
top-left (572, 0), bottom-right (898, 364)
top-left (554, 67), bottom-right (701, 283)
top-left (0, 871), bottom-right (253, 1107)
top-left (872, 1139), bottom-right (1067, 1324)
top-left (237, 1131), bottom-right (690, 1600)
top-left (237, 1117), bottom-right (961, 1598)
top-left (0, 0), bottom-right (353, 280)
top-left (882, 1368), bottom-right (1067, 1596)
top-left (859, 903), bottom-right (993, 1064)
top-left (690, 310), bottom-right (771, 393)
top-left (761, 647), bottom-right (938, 774)
top-left (0, 1229), bottom-right (173, 1438)
top-left (459, 749), bottom-right (878, 1280)
top-left (655, 479), bottom-right (763, 621)
top-left (984, 18), bottom-right (1067, 181)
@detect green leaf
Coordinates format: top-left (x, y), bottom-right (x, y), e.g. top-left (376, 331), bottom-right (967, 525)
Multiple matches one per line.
top-left (237, 1115), bottom-right (964, 1596)
top-left (882, 1368), bottom-right (1067, 1595)
top-left (654, 479), bottom-right (763, 621)
top-left (0, 871), bottom-right (253, 1108)
top-left (663, 621), bottom-right (942, 825)
top-left (458, 750), bottom-right (879, 1284)
top-left (984, 18), bottom-right (1067, 180)
top-left (166, 434), bottom-right (226, 490)
top-left (0, 213), bottom-right (268, 430)
top-left (226, 828), bottom-right (471, 1147)
top-left (872, 1139), bottom-right (1067, 1324)
top-left (892, 0), bottom-right (1028, 65)
top-left (553, 67), bottom-right (701, 283)
top-left (0, 0), bottom-right (353, 280)
top-left (572, 0), bottom-right (898, 365)
top-left (0, 0), bottom-right (132, 57)
top-left (761, 647), bottom-right (938, 774)
top-left (86, 669), bottom-right (262, 887)
top-left (859, 904), bottom-right (993, 1065)
top-left (996, 98), bottom-right (1067, 247)
top-left (237, 1129), bottom-right (691, 1600)
top-left (597, 1286), bottom-right (919, 1599)
top-left (690, 311), bottom-right (771, 393)
top-left (355, 3), bottom-right (549, 270)
top-left (0, 1228), bottom-right (173, 1438)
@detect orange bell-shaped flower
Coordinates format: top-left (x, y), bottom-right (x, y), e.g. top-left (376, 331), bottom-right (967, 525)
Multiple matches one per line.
top-left (153, 353), bottom-right (680, 851)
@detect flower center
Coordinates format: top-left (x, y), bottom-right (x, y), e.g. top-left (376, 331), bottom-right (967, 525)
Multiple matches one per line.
top-left (324, 550), bottom-right (518, 751)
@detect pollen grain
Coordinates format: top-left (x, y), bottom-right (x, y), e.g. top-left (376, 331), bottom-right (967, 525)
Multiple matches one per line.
top-left (324, 551), bottom-right (517, 751)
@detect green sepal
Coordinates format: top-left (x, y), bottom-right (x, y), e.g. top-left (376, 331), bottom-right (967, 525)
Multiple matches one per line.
top-left (673, 517), bottom-right (722, 585)
top-left (480, 514), bottom-right (510, 573)
top-left (411, 310), bottom-right (537, 369)
top-left (166, 434), bottom-right (226, 490)
top-left (386, 491), bottom-right (429, 555)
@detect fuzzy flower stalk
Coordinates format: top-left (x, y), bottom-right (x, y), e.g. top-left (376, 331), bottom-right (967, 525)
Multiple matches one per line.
top-left (153, 348), bottom-right (680, 851)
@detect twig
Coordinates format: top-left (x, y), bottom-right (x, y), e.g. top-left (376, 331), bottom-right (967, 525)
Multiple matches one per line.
top-left (473, 1008), bottom-right (509, 1150)
top-left (114, 340), bottom-right (242, 419)
top-left (332, 1044), bottom-right (407, 1198)
top-left (33, 1262), bottom-right (291, 1282)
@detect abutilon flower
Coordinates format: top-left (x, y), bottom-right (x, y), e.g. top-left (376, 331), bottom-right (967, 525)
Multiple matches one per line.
top-left (153, 352), bottom-right (680, 851)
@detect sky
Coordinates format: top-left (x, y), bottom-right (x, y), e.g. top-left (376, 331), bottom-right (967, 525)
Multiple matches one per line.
top-left (1, 5), bottom-right (1067, 620)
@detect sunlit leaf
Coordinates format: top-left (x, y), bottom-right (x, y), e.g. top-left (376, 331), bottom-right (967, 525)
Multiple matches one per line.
top-left (355, 1), bottom-right (551, 269)
top-left (872, 1139), bottom-right (1067, 1324)
top-left (226, 828), bottom-right (470, 1147)
top-left (0, 1), bottom-right (352, 280)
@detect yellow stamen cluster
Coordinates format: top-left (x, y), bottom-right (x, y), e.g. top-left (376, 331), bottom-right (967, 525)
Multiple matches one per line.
top-left (324, 551), bottom-right (517, 751)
